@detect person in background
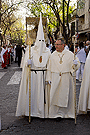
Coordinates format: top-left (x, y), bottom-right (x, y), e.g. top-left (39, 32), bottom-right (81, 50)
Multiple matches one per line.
top-left (76, 42), bottom-right (86, 81)
top-left (14, 44), bottom-right (18, 62)
top-left (7, 45), bottom-right (11, 66)
top-left (1, 46), bottom-right (8, 69)
top-left (16, 43), bottom-right (22, 67)
top-left (84, 41), bottom-right (90, 57)
top-left (64, 43), bottom-right (69, 50)
top-left (11, 45), bottom-right (14, 63)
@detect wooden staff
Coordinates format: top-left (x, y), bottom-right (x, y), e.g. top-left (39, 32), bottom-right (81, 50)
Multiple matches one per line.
top-left (73, 35), bottom-right (77, 125)
top-left (29, 40), bottom-right (31, 123)
top-left (27, 38), bottom-right (32, 123)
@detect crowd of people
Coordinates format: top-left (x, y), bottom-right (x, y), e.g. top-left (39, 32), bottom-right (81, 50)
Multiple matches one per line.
top-left (0, 45), bottom-right (14, 69)
top-left (1, 13), bottom-right (90, 123)
top-left (0, 43), bottom-right (26, 69)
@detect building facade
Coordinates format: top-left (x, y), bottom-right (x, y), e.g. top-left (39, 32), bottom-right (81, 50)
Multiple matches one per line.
top-left (70, 0), bottom-right (90, 42)
top-left (77, 0), bottom-right (90, 41)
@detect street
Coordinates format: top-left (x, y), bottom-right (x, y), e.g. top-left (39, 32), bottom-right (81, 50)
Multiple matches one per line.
top-left (0, 62), bottom-right (90, 135)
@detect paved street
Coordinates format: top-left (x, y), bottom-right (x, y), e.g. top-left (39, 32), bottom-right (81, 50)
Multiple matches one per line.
top-left (0, 62), bottom-right (90, 135)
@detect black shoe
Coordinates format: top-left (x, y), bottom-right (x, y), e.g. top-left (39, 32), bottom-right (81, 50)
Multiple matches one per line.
top-left (4, 67), bottom-right (7, 69)
top-left (56, 117), bottom-right (62, 122)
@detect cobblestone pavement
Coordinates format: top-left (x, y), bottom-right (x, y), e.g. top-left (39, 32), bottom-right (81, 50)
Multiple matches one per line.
top-left (0, 62), bottom-right (90, 135)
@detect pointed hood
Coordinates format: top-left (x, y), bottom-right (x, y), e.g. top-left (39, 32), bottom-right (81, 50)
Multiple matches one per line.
top-left (34, 12), bottom-right (46, 56)
top-left (36, 12), bottom-right (44, 41)
top-left (32, 13), bottom-right (51, 68)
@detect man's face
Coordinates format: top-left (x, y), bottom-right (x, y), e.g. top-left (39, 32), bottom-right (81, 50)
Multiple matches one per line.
top-left (55, 40), bottom-right (65, 52)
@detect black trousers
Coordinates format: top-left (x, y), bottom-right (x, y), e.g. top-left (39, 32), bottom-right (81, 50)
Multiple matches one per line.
top-left (18, 56), bottom-right (22, 67)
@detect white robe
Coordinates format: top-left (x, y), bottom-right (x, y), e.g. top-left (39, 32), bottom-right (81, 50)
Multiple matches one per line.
top-left (76, 48), bottom-right (86, 80)
top-left (78, 51), bottom-right (90, 114)
top-left (16, 46), bottom-right (51, 118)
top-left (1, 48), bottom-right (6, 63)
top-left (46, 49), bottom-right (80, 118)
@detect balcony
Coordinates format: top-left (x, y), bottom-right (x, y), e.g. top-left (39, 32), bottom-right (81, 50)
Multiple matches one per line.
top-left (78, 23), bottom-right (90, 32)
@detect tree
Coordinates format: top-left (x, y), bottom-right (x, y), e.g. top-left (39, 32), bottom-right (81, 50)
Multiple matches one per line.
top-left (1, 0), bottom-right (24, 44)
top-left (10, 19), bottom-right (26, 45)
top-left (25, 0), bottom-right (75, 44)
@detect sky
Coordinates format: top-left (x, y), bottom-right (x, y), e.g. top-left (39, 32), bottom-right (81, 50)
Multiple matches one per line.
top-left (70, 0), bottom-right (77, 5)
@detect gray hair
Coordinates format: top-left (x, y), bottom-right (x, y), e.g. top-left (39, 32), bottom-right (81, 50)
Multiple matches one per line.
top-left (56, 38), bottom-right (65, 44)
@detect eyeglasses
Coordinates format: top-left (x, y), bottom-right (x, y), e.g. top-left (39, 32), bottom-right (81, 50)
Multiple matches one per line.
top-left (55, 44), bottom-right (63, 46)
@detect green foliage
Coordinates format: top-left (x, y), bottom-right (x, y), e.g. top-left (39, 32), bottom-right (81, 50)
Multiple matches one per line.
top-left (30, 1), bottom-right (73, 25)
top-left (10, 19), bottom-right (25, 44)
top-left (26, 0), bottom-right (75, 41)
top-left (1, 0), bottom-right (25, 44)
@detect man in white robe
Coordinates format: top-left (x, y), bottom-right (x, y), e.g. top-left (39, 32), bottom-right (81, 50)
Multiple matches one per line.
top-left (78, 51), bottom-right (90, 114)
top-left (46, 39), bottom-right (80, 119)
top-left (16, 13), bottom-right (51, 118)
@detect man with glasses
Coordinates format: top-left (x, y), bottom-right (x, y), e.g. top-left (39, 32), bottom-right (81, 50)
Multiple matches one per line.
top-left (46, 38), bottom-right (80, 120)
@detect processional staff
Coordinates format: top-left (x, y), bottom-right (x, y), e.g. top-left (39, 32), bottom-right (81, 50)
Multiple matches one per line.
top-left (27, 37), bottom-right (33, 123)
top-left (73, 35), bottom-right (77, 125)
